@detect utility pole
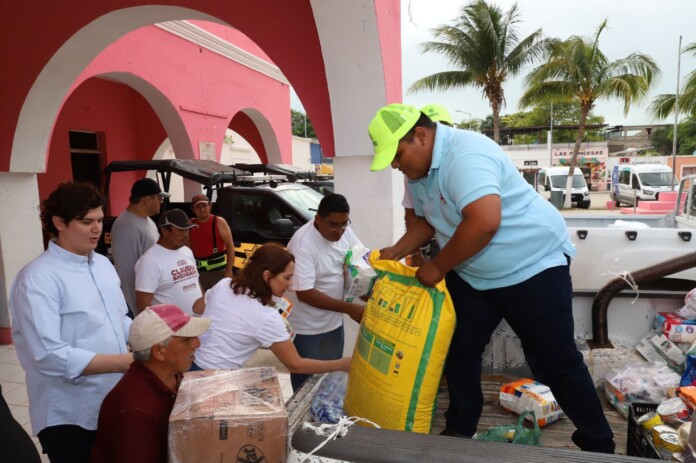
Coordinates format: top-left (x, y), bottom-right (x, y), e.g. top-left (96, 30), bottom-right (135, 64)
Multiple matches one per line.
top-left (548, 102), bottom-right (554, 167)
top-left (455, 110), bottom-right (472, 129)
top-left (672, 36), bottom-right (683, 189)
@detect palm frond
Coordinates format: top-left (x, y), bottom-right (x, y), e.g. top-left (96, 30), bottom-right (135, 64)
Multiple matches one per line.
top-left (649, 94), bottom-right (677, 120)
top-left (407, 71), bottom-right (478, 94)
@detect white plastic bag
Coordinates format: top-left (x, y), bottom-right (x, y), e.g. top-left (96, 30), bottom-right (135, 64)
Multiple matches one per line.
top-left (343, 245), bottom-right (377, 302)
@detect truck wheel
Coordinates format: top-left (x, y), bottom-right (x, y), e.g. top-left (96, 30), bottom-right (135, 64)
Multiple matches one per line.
top-left (614, 198), bottom-right (621, 207)
top-left (580, 202), bottom-right (591, 209)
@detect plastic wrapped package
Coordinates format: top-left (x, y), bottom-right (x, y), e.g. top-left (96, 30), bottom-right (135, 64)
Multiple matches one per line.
top-left (168, 367), bottom-right (287, 463)
top-left (499, 378), bottom-right (564, 427)
top-left (343, 245), bottom-right (377, 302)
top-left (655, 312), bottom-right (696, 344)
top-left (310, 372), bottom-right (348, 424)
top-left (604, 362), bottom-right (682, 418)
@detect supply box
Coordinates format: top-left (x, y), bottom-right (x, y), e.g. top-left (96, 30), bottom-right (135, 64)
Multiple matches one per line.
top-left (169, 367), bottom-right (287, 463)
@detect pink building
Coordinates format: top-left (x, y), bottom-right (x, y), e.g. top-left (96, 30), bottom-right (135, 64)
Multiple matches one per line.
top-left (0, 1), bottom-right (403, 343)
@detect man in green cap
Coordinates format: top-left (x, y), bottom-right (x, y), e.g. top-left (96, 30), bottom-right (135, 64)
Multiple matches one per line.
top-left (369, 103), bottom-right (615, 453)
top-left (402, 104), bottom-right (453, 265)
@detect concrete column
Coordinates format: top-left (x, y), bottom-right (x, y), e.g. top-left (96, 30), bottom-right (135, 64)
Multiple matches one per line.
top-left (0, 173), bottom-right (44, 344)
top-left (333, 155), bottom-right (405, 356)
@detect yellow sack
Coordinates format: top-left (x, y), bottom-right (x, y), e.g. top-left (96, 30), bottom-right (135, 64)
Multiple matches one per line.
top-left (343, 251), bottom-right (455, 433)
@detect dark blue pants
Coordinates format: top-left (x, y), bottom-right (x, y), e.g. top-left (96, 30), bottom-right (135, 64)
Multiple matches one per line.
top-left (291, 324), bottom-right (344, 391)
top-left (444, 265), bottom-right (614, 452)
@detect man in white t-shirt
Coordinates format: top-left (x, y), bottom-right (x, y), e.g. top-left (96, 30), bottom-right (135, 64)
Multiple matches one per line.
top-left (287, 194), bottom-right (365, 391)
top-left (135, 209), bottom-right (203, 316)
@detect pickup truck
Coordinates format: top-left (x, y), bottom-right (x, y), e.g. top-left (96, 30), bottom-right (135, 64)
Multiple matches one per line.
top-left (98, 159), bottom-right (324, 269)
top-left (282, 175), bottom-right (696, 462)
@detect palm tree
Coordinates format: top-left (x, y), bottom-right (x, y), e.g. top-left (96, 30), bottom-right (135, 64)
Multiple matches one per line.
top-left (408, 0), bottom-right (551, 143)
top-left (650, 42), bottom-right (696, 119)
top-left (520, 20), bottom-right (659, 208)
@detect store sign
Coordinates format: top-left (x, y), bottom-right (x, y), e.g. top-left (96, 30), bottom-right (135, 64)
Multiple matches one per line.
top-left (553, 147), bottom-right (607, 158)
top-left (524, 160), bottom-right (538, 166)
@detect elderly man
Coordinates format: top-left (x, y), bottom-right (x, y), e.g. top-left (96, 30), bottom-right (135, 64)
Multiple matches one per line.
top-left (111, 178), bottom-right (170, 315)
top-left (188, 193), bottom-right (235, 290)
top-left (369, 103), bottom-right (615, 453)
top-left (91, 304), bottom-right (210, 463)
top-left (135, 209), bottom-right (203, 316)
top-left (10, 182), bottom-right (133, 463)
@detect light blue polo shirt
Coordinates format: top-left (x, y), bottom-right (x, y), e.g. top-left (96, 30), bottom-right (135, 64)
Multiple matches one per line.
top-left (409, 124), bottom-right (575, 290)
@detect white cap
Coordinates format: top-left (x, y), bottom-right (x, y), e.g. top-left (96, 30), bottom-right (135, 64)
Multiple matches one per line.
top-left (129, 304), bottom-right (210, 352)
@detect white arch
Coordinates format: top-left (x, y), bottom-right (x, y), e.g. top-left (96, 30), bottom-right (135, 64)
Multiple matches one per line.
top-left (10, 6), bottom-right (217, 173)
top-left (238, 108), bottom-right (283, 164)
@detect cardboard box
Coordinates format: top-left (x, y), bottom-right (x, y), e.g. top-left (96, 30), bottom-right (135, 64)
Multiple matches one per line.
top-left (169, 367), bottom-right (287, 463)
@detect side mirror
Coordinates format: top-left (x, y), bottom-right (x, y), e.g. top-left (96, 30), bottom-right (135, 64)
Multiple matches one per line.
top-left (272, 218), bottom-right (294, 238)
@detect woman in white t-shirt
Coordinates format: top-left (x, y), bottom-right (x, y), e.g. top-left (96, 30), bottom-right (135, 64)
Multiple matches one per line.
top-left (192, 243), bottom-right (351, 374)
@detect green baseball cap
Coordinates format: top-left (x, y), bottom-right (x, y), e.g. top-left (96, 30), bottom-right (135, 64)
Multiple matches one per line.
top-left (420, 103), bottom-right (454, 125)
top-left (368, 103), bottom-right (421, 171)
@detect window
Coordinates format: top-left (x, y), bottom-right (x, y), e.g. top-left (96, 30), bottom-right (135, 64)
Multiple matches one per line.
top-left (69, 131), bottom-right (103, 189)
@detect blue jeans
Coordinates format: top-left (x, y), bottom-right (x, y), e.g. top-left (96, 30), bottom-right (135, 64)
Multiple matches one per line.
top-left (444, 265), bottom-right (615, 452)
top-left (291, 324), bottom-right (344, 391)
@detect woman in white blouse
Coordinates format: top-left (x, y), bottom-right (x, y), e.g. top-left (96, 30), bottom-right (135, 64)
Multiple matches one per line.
top-left (192, 242), bottom-right (351, 375)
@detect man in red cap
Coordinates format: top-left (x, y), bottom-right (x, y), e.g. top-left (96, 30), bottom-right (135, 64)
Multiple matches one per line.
top-left (188, 194), bottom-right (235, 290)
top-left (91, 304), bottom-right (210, 463)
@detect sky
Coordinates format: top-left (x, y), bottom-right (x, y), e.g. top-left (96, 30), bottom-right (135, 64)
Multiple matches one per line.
top-left (292, 0), bottom-right (696, 128)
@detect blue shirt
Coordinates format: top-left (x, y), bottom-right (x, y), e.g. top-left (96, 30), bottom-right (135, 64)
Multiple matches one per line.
top-left (9, 241), bottom-right (131, 434)
top-left (409, 124), bottom-right (575, 290)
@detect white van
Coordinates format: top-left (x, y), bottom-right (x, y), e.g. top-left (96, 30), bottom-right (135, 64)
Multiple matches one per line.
top-left (611, 164), bottom-right (676, 207)
top-left (537, 167), bottom-right (591, 209)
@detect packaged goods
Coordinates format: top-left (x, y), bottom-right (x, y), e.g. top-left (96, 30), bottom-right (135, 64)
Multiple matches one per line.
top-left (499, 379), bottom-right (564, 427)
top-left (678, 422), bottom-right (692, 449)
top-left (343, 245), bottom-right (377, 302)
top-left (677, 387), bottom-right (696, 409)
top-left (636, 331), bottom-right (686, 373)
top-left (310, 372), bottom-right (348, 424)
top-left (657, 397), bottom-right (692, 426)
top-left (656, 312), bottom-right (696, 344)
top-left (604, 363), bottom-right (682, 418)
top-left (676, 289), bottom-right (696, 321)
top-left (343, 251), bottom-right (455, 433)
top-left (638, 411), bottom-right (662, 432)
top-left (681, 343), bottom-right (696, 387)
top-left (271, 296), bottom-right (295, 343)
top-left (169, 368), bottom-right (287, 463)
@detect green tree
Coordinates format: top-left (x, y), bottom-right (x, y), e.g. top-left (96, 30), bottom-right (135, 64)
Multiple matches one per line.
top-left (291, 109), bottom-right (316, 138)
top-left (520, 20), bottom-right (659, 207)
top-left (499, 103), bottom-right (605, 144)
top-left (650, 42), bottom-right (696, 119)
top-left (408, 0), bottom-right (552, 143)
top-left (652, 117), bottom-right (696, 155)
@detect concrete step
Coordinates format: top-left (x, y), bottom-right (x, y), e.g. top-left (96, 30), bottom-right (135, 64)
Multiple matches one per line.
top-left (636, 200), bottom-right (675, 211)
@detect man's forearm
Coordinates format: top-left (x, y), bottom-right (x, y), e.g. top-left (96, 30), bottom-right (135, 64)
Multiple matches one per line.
top-left (392, 217), bottom-right (435, 259)
top-left (296, 289), bottom-right (362, 315)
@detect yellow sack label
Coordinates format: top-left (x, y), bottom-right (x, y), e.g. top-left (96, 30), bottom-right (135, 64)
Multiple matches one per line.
top-left (343, 251), bottom-right (455, 433)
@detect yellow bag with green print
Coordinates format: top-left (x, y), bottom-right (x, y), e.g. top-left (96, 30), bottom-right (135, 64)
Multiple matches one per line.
top-left (343, 250), bottom-right (456, 433)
